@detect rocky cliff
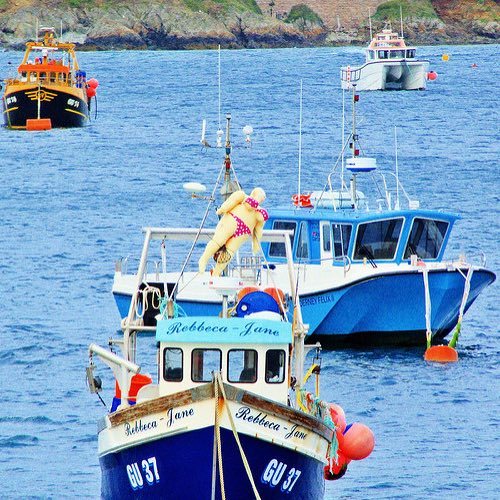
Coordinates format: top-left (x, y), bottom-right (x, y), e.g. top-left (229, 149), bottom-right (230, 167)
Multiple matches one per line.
top-left (0, 0), bottom-right (497, 50)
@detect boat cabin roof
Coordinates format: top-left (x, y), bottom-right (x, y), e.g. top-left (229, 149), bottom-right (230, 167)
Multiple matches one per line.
top-left (263, 208), bottom-right (460, 265)
top-left (157, 317), bottom-right (292, 345)
top-left (368, 30), bottom-right (408, 49)
top-left (18, 63), bottom-right (70, 73)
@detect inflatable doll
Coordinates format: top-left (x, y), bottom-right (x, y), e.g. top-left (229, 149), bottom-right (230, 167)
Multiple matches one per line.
top-left (199, 188), bottom-right (268, 276)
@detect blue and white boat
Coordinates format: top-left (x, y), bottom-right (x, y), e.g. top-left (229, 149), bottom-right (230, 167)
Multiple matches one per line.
top-left (112, 102), bottom-right (495, 347)
top-left (88, 226), bottom-right (372, 498)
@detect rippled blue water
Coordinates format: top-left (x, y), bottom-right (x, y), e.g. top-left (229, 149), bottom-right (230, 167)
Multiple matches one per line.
top-left (0, 44), bottom-right (498, 499)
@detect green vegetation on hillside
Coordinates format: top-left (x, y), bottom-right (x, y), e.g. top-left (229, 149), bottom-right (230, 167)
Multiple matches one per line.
top-left (182, 0), bottom-right (261, 15)
top-left (373, 0), bottom-right (438, 20)
top-left (285, 4), bottom-right (324, 29)
top-left (65, 0), bottom-right (94, 7)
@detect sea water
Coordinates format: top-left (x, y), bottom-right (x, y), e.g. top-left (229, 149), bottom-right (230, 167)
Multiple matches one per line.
top-left (0, 44), bottom-right (498, 499)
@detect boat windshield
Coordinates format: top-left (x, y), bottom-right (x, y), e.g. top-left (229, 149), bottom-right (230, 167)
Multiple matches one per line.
top-left (353, 218), bottom-right (404, 260)
top-left (192, 349), bottom-right (221, 382)
top-left (228, 349), bottom-right (258, 383)
top-left (269, 221), bottom-right (297, 257)
top-left (390, 50), bottom-right (405, 59)
top-left (406, 49), bottom-right (416, 58)
top-left (403, 218), bottom-right (449, 259)
top-left (332, 223), bottom-right (352, 258)
top-left (164, 348), bottom-right (183, 381)
top-left (296, 222), bottom-right (309, 259)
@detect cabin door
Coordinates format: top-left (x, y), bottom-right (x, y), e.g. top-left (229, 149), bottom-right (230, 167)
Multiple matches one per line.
top-left (319, 221), bottom-right (332, 266)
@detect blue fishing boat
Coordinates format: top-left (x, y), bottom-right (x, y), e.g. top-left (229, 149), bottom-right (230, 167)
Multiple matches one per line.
top-left (88, 225), bottom-right (374, 498)
top-left (112, 102), bottom-right (495, 347)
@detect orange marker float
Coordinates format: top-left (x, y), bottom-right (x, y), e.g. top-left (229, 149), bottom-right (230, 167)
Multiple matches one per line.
top-left (424, 345), bottom-right (458, 363)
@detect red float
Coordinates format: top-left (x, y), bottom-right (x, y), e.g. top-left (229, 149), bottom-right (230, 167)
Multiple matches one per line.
top-left (328, 403), bottom-right (346, 433)
top-left (427, 71), bottom-right (438, 81)
top-left (324, 452), bottom-right (351, 480)
top-left (342, 422), bottom-right (375, 460)
top-left (86, 86), bottom-right (96, 98)
top-left (236, 286), bottom-right (259, 303)
top-left (424, 345), bottom-right (458, 363)
top-left (87, 78), bottom-right (99, 89)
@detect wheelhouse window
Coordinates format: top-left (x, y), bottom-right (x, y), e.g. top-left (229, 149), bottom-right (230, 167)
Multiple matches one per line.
top-left (266, 350), bottom-right (286, 383)
top-left (368, 50), bottom-right (375, 60)
top-left (228, 349), bottom-right (257, 383)
top-left (191, 349), bottom-right (221, 382)
top-left (404, 218), bottom-right (449, 259)
top-left (332, 223), bottom-right (352, 258)
top-left (322, 223), bottom-right (331, 252)
top-left (354, 218), bottom-right (403, 260)
top-left (269, 221), bottom-right (296, 258)
top-left (163, 348), bottom-right (183, 382)
top-left (378, 50), bottom-right (389, 59)
top-left (295, 222), bottom-right (309, 259)
top-left (406, 49), bottom-right (415, 58)
top-left (391, 50), bottom-right (405, 59)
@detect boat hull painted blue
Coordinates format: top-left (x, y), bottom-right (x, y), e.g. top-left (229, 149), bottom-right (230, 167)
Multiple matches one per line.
top-left (100, 426), bottom-right (325, 499)
top-left (113, 269), bottom-right (495, 346)
top-left (303, 269), bottom-right (495, 346)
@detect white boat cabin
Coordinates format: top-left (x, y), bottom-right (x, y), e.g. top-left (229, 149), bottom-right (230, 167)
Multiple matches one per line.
top-left (136, 316), bottom-right (292, 406)
top-left (365, 29), bottom-right (416, 63)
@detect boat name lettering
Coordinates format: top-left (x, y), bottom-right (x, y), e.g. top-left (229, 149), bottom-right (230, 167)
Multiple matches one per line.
top-left (240, 321), bottom-right (279, 337)
top-left (163, 321), bottom-right (228, 335)
top-left (300, 294), bottom-right (333, 307)
top-left (124, 419), bottom-right (157, 437)
top-left (166, 407), bottom-right (194, 428)
top-left (284, 424), bottom-right (307, 440)
top-left (126, 456), bottom-right (160, 490)
top-left (235, 407), bottom-right (281, 431)
top-left (261, 459), bottom-right (302, 492)
top-left (6, 96), bottom-right (17, 105)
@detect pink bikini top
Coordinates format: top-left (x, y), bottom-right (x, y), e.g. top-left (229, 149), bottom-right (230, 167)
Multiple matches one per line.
top-left (245, 197), bottom-right (269, 221)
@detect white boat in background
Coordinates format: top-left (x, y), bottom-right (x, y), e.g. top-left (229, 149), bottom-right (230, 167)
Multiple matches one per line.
top-left (341, 29), bottom-right (429, 91)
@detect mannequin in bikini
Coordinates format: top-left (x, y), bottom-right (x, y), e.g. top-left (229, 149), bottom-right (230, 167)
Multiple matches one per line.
top-left (198, 187), bottom-right (269, 276)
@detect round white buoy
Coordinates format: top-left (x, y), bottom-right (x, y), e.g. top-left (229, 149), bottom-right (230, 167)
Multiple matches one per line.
top-left (183, 182), bottom-right (207, 193)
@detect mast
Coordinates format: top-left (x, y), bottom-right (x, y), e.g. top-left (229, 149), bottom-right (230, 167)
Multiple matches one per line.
top-left (297, 80), bottom-right (303, 206)
top-left (350, 85), bottom-right (359, 208)
top-left (400, 5), bottom-right (404, 38)
top-left (219, 113), bottom-right (240, 202)
top-left (394, 126), bottom-right (400, 210)
top-left (368, 8), bottom-right (373, 41)
top-left (216, 45), bottom-right (223, 148)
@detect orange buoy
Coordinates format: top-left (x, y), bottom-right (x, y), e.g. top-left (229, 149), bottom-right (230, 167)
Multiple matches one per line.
top-left (427, 71), bottom-right (438, 81)
top-left (328, 403), bottom-right (346, 433)
top-left (324, 452), bottom-right (350, 480)
top-left (87, 78), bottom-right (99, 89)
top-left (86, 86), bottom-right (96, 98)
top-left (263, 287), bottom-right (286, 312)
top-left (342, 423), bottom-right (375, 461)
top-left (237, 286), bottom-right (259, 303)
top-left (424, 345), bottom-right (458, 363)
top-left (26, 118), bottom-right (52, 131)
top-left (115, 373), bottom-right (153, 403)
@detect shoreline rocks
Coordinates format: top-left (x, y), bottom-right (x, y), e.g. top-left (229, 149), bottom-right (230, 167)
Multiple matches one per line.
top-left (0, 3), bottom-right (497, 50)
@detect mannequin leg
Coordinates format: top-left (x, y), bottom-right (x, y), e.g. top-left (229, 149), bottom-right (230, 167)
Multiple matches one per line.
top-left (198, 215), bottom-right (236, 273)
top-left (212, 235), bottom-right (249, 276)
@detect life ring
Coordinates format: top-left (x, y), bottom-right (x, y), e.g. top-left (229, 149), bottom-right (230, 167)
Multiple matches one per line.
top-left (292, 193), bottom-right (313, 208)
